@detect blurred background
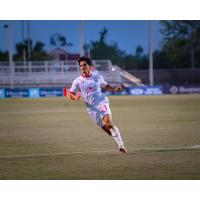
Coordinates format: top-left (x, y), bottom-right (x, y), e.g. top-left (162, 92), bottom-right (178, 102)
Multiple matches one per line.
top-left (1, 20), bottom-right (200, 97)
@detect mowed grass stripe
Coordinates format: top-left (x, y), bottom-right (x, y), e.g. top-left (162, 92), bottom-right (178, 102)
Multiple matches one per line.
top-left (0, 145), bottom-right (200, 160)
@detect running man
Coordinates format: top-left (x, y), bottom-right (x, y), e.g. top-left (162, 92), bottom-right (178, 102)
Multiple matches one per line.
top-left (67, 56), bottom-right (127, 153)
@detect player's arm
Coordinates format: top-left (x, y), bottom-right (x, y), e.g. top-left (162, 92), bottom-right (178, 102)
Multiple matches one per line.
top-left (104, 84), bottom-right (125, 92)
top-left (99, 73), bottom-right (125, 92)
top-left (67, 91), bottom-right (81, 101)
top-left (68, 79), bottom-right (81, 101)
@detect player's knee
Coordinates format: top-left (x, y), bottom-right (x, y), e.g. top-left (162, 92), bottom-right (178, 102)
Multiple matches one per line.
top-left (103, 115), bottom-right (113, 129)
top-left (105, 120), bottom-right (113, 129)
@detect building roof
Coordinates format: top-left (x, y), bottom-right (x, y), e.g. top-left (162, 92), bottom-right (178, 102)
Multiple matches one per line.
top-left (49, 47), bottom-right (80, 60)
top-left (49, 48), bottom-right (67, 55)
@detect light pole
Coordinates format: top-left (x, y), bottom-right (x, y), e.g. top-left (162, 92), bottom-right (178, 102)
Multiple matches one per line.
top-left (7, 21), bottom-right (14, 88)
top-left (27, 20), bottom-right (31, 59)
top-left (80, 20), bottom-right (84, 57)
top-left (21, 20), bottom-right (26, 65)
top-left (148, 20), bottom-right (154, 86)
top-left (8, 21), bottom-right (13, 66)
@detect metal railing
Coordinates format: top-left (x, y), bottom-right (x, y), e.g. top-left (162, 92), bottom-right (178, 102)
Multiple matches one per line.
top-left (0, 60), bottom-right (122, 87)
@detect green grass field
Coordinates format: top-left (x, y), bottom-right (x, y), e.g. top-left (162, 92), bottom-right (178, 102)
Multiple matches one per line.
top-left (0, 95), bottom-right (200, 179)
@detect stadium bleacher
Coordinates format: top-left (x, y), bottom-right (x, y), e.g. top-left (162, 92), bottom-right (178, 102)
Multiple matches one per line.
top-left (0, 60), bottom-right (124, 88)
top-left (1, 59), bottom-right (200, 88)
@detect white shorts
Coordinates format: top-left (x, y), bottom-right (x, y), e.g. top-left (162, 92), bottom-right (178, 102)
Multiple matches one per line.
top-left (87, 102), bottom-right (112, 127)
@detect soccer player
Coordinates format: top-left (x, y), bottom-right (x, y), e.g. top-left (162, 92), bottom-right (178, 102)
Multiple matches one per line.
top-left (89, 64), bottom-right (99, 76)
top-left (68, 56), bottom-right (127, 153)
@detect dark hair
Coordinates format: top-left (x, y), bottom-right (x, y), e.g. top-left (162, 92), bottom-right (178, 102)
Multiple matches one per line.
top-left (78, 56), bottom-right (92, 66)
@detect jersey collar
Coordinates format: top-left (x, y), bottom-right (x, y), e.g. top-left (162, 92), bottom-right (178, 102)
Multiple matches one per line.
top-left (82, 73), bottom-right (92, 78)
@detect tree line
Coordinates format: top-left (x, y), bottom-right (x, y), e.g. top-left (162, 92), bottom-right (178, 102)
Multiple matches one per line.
top-left (1, 21), bottom-right (200, 69)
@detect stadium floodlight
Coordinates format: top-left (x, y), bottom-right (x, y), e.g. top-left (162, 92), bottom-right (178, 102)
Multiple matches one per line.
top-left (148, 20), bottom-right (154, 86)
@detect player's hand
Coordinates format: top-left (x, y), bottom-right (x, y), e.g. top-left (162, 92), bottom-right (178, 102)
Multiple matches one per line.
top-left (115, 84), bottom-right (125, 92)
top-left (75, 92), bottom-right (81, 101)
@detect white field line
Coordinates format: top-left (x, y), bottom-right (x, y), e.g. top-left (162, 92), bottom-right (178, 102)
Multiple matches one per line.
top-left (0, 107), bottom-right (134, 115)
top-left (0, 110), bottom-right (82, 115)
top-left (0, 145), bottom-right (200, 159)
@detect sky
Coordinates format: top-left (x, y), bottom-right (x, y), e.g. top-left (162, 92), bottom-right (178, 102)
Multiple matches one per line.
top-left (0, 20), bottom-right (163, 55)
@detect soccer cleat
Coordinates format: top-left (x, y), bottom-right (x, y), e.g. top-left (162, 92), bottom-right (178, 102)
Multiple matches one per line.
top-left (119, 144), bottom-right (127, 154)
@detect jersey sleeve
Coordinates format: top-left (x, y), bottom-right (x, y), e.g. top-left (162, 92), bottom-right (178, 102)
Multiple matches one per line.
top-left (99, 74), bottom-right (108, 88)
top-left (69, 78), bottom-right (80, 94)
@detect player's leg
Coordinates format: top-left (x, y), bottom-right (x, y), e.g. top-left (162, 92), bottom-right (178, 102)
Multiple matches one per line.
top-left (101, 124), bottom-right (112, 135)
top-left (98, 102), bottom-right (127, 153)
top-left (87, 109), bottom-right (112, 135)
top-left (102, 114), bottom-right (127, 153)
top-left (87, 104), bottom-right (127, 153)
top-left (101, 113), bottom-right (113, 135)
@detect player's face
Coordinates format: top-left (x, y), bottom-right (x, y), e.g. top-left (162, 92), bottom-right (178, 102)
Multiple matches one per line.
top-left (79, 61), bottom-right (91, 76)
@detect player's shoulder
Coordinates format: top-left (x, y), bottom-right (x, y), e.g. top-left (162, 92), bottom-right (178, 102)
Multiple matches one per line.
top-left (91, 69), bottom-right (100, 76)
top-left (71, 76), bottom-right (83, 87)
top-left (73, 75), bottom-right (83, 82)
top-left (91, 73), bottom-right (100, 81)
top-left (92, 70), bottom-right (102, 79)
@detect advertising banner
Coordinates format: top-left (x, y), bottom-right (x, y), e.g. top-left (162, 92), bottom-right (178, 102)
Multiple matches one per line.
top-left (129, 86), bottom-right (163, 96)
top-left (39, 88), bottom-right (63, 97)
top-left (29, 88), bottom-right (40, 98)
top-left (179, 86), bottom-right (200, 94)
top-left (0, 89), bottom-right (5, 98)
top-left (5, 88), bottom-right (29, 98)
top-left (164, 85), bottom-right (200, 94)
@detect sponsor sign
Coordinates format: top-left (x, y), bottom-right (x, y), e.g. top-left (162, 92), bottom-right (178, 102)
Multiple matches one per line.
top-left (179, 86), bottom-right (200, 94)
top-left (144, 86), bottom-right (163, 95)
top-left (129, 88), bottom-right (144, 95)
top-left (5, 88), bottom-right (29, 98)
top-left (0, 89), bottom-right (5, 98)
top-left (39, 88), bottom-right (63, 97)
top-left (169, 86), bottom-right (179, 94)
top-left (129, 86), bottom-right (163, 96)
top-left (165, 85), bottom-right (200, 94)
top-left (29, 88), bottom-right (40, 98)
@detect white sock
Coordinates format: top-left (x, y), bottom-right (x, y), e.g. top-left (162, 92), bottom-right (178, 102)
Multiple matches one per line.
top-left (110, 126), bottom-right (124, 147)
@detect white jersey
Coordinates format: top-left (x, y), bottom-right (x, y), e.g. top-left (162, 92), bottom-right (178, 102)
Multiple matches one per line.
top-left (70, 73), bottom-right (108, 108)
top-left (91, 68), bottom-right (100, 76)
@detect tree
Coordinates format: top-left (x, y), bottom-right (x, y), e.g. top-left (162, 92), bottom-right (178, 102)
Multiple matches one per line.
top-left (135, 45), bottom-right (144, 57)
top-left (160, 20), bottom-right (200, 68)
top-left (89, 27), bottom-right (149, 70)
top-left (0, 51), bottom-right (8, 61)
top-left (14, 39), bottom-right (33, 61)
top-left (50, 33), bottom-right (73, 50)
top-left (124, 45), bottom-right (148, 69)
top-left (99, 27), bottom-right (108, 44)
top-left (90, 27), bottom-right (125, 65)
top-left (31, 41), bottom-right (52, 61)
top-left (13, 39), bottom-right (51, 61)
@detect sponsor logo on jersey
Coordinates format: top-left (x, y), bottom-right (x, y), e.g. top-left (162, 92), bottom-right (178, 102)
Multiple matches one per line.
top-left (94, 77), bottom-right (98, 82)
